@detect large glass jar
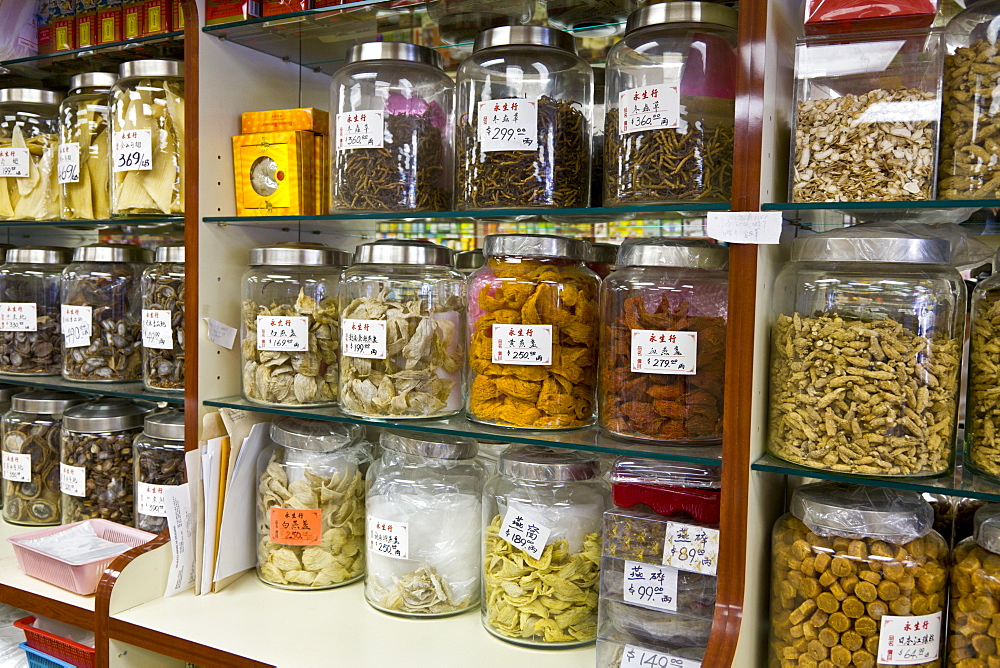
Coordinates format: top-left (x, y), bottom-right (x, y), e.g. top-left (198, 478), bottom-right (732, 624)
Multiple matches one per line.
top-left (61, 243), bottom-right (152, 382)
top-left (770, 482), bottom-right (948, 668)
top-left (141, 244), bottom-right (184, 392)
top-left (2, 390), bottom-right (86, 525)
top-left (455, 26), bottom-right (593, 210)
top-left (241, 243), bottom-right (349, 407)
top-left (949, 504), bottom-right (1000, 667)
top-left (60, 398), bottom-right (154, 525)
top-left (110, 59), bottom-right (184, 217)
top-left (968, 251), bottom-right (1000, 480)
top-left (483, 446), bottom-right (609, 647)
top-left (604, 3), bottom-right (737, 206)
top-left (256, 417), bottom-right (371, 590)
top-left (598, 240), bottom-right (728, 444)
top-left (134, 408), bottom-right (185, 533)
top-left (339, 240), bottom-right (465, 419)
top-left (0, 88), bottom-right (63, 221)
top-left (59, 72), bottom-right (116, 220)
top-left (330, 42), bottom-right (454, 214)
top-left (767, 227), bottom-right (964, 477)
top-left (0, 246), bottom-right (72, 375)
top-left (467, 234), bottom-right (600, 429)
top-left (365, 430), bottom-right (484, 617)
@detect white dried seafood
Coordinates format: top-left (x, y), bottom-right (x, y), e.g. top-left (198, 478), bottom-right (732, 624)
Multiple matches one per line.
top-left (368, 564), bottom-right (467, 615)
top-left (0, 127), bottom-right (58, 221)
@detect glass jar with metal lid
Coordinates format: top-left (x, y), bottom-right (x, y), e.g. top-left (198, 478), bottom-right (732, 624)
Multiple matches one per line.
top-left (0, 385), bottom-right (18, 415)
top-left (948, 504), bottom-right (1000, 666)
top-left (60, 398), bottom-right (155, 525)
top-left (110, 59), bottom-right (184, 217)
top-left (59, 72), bottom-right (117, 221)
top-left (467, 234), bottom-right (600, 429)
top-left (482, 446), bottom-right (610, 647)
top-left (598, 239), bottom-right (728, 444)
top-left (134, 408), bottom-right (185, 533)
top-left (256, 417), bottom-right (372, 590)
top-left (2, 390), bottom-right (87, 525)
top-left (968, 248), bottom-right (1000, 481)
top-left (365, 430), bottom-right (484, 617)
top-left (770, 482), bottom-right (948, 668)
top-left (586, 241), bottom-right (617, 279)
top-left (455, 249), bottom-right (485, 276)
top-left (455, 25), bottom-right (593, 210)
top-left (0, 246), bottom-right (72, 376)
top-left (604, 3), bottom-right (737, 206)
top-left (142, 244), bottom-right (184, 392)
top-left (61, 243), bottom-right (152, 383)
top-left (0, 88), bottom-right (64, 221)
top-left (241, 242), bottom-right (349, 407)
top-left (330, 42), bottom-right (454, 214)
top-left (339, 239), bottom-right (465, 419)
top-left (767, 226), bottom-right (964, 477)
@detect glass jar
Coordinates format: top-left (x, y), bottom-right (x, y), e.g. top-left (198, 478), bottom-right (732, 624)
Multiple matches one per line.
top-left (60, 398), bottom-right (154, 525)
top-left (455, 26), bottom-right (593, 210)
top-left (949, 504), bottom-right (1000, 667)
top-left (425, 0), bottom-right (534, 45)
top-left (365, 430), bottom-right (484, 617)
top-left (2, 390), bottom-right (86, 525)
top-left (0, 385), bottom-right (17, 416)
top-left (59, 72), bottom-right (117, 221)
top-left (330, 42), bottom-right (454, 214)
top-left (134, 408), bottom-right (185, 533)
top-left (467, 234), bottom-right (600, 429)
top-left (339, 240), bottom-right (465, 419)
top-left (241, 243), bottom-right (348, 407)
top-left (767, 227), bottom-right (964, 477)
top-left (141, 244), bottom-right (184, 392)
top-left (547, 0), bottom-right (629, 37)
top-left (968, 251), bottom-right (1000, 480)
top-left (0, 88), bottom-right (63, 221)
top-left (598, 239), bottom-right (728, 444)
top-left (0, 246), bottom-right (72, 375)
top-left (256, 417), bottom-right (372, 590)
top-left (483, 446), bottom-right (609, 647)
top-left (769, 482), bottom-right (948, 668)
top-left (61, 243), bottom-right (152, 382)
top-left (604, 3), bottom-right (737, 206)
top-left (586, 241), bottom-right (617, 279)
top-left (455, 249), bottom-right (485, 276)
top-left (110, 59), bottom-right (184, 217)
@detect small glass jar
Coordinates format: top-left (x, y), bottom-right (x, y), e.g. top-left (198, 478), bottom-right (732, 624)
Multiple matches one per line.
top-left (605, 3), bottom-right (737, 206)
top-left (365, 430), bottom-right (484, 617)
top-left (59, 72), bottom-right (117, 221)
top-left (455, 26), bottom-right (593, 210)
top-left (60, 398), bottom-right (154, 525)
top-left (2, 390), bottom-right (86, 525)
top-left (0, 246), bottom-right (72, 375)
top-left (767, 227), bottom-right (964, 477)
top-left (339, 240), bottom-right (465, 419)
top-left (134, 409), bottom-right (185, 533)
top-left (467, 234), bottom-right (600, 429)
top-left (598, 240), bottom-right (728, 444)
top-left (61, 243), bottom-right (152, 382)
top-left (0, 88), bottom-right (63, 221)
top-left (483, 446), bottom-right (609, 647)
top-left (949, 504), bottom-right (1000, 667)
top-left (110, 59), bottom-right (184, 217)
top-left (769, 482), bottom-right (948, 668)
top-left (241, 243), bottom-right (349, 407)
top-left (330, 42), bottom-right (454, 213)
top-left (256, 417), bottom-right (372, 590)
top-left (141, 244), bottom-right (184, 392)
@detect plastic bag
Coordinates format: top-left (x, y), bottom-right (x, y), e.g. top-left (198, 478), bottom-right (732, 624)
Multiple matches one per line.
top-left (21, 523), bottom-right (132, 565)
top-left (0, 1), bottom-right (38, 61)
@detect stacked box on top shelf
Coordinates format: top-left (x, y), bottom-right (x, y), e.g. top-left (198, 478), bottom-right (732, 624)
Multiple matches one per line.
top-left (96, 0), bottom-right (123, 44)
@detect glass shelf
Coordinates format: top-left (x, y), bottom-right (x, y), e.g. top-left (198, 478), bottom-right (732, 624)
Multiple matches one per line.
top-left (204, 395), bottom-right (722, 465)
top-left (0, 374), bottom-right (182, 405)
top-left (0, 217), bottom-right (183, 231)
top-left (764, 200), bottom-right (1000, 227)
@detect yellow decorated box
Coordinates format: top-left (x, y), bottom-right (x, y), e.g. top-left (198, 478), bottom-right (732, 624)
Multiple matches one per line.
top-left (232, 131), bottom-right (315, 216)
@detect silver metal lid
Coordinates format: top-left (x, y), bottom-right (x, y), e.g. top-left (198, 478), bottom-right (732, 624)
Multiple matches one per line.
top-left (353, 239), bottom-right (454, 266)
top-left (143, 409), bottom-right (185, 441)
top-left (626, 1), bottom-right (739, 33)
top-left (71, 243), bottom-right (153, 263)
top-left (791, 227), bottom-right (950, 264)
top-left (119, 59), bottom-right (183, 79)
top-left (270, 416), bottom-right (363, 452)
top-left (0, 385), bottom-right (17, 403)
top-left (474, 25), bottom-right (578, 54)
top-left (62, 398), bottom-right (156, 432)
top-left (455, 249), bottom-right (485, 272)
top-left (588, 242), bottom-right (619, 265)
top-left (155, 244), bottom-right (185, 264)
top-left (11, 390), bottom-right (87, 415)
top-left (790, 482), bottom-right (932, 544)
top-left (5, 246), bottom-right (73, 265)
top-left (346, 42), bottom-right (443, 70)
top-left (618, 238), bottom-right (729, 270)
top-left (483, 234), bottom-right (589, 261)
top-left (380, 430), bottom-right (478, 460)
top-left (498, 446), bottom-right (601, 482)
top-left (68, 72), bottom-right (119, 95)
top-left (249, 242), bottom-right (351, 267)
top-left (975, 504), bottom-right (1000, 554)
top-left (0, 88), bottom-right (64, 107)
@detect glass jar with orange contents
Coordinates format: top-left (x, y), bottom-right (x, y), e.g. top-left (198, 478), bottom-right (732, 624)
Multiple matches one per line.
top-left (948, 504), bottom-right (1000, 666)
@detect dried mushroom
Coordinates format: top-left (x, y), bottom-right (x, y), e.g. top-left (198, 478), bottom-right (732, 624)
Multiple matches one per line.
top-left (2, 421), bottom-right (60, 525)
top-left (63, 266), bottom-right (142, 382)
top-left (62, 429), bottom-right (137, 524)
top-left (0, 127), bottom-right (58, 221)
top-left (0, 278), bottom-right (61, 376)
top-left (135, 439), bottom-right (185, 533)
top-left (968, 293), bottom-right (1000, 478)
top-left (142, 266), bottom-right (184, 390)
top-left (368, 564), bottom-right (468, 615)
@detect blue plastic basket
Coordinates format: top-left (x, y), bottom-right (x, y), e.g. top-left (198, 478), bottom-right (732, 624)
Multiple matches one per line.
top-left (20, 642), bottom-right (75, 668)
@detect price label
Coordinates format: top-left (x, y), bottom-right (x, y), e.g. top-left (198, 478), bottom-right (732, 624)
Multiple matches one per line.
top-left (662, 521), bottom-right (719, 576)
top-left (619, 84), bottom-right (681, 135)
top-left (499, 507), bottom-right (552, 560)
top-left (631, 330), bottom-right (697, 375)
top-left (0, 148), bottom-right (29, 178)
top-left (2, 451), bottom-right (31, 483)
top-left (269, 507), bottom-right (322, 546)
top-left (112, 129), bottom-right (153, 172)
top-left (623, 560), bottom-right (679, 612)
top-left (706, 211), bottom-right (783, 245)
top-left (877, 612), bottom-right (942, 665)
top-left (367, 517), bottom-right (409, 560)
top-left (0, 303), bottom-right (36, 332)
top-left (142, 309), bottom-right (174, 350)
top-left (620, 646), bottom-right (700, 668)
top-left (478, 98), bottom-right (538, 152)
top-left (60, 463), bottom-right (86, 497)
top-left (341, 319), bottom-right (386, 359)
top-left (257, 315), bottom-right (309, 352)
top-left (58, 142), bottom-right (80, 184)
top-left (492, 324), bottom-right (553, 365)
top-left (137, 482), bottom-right (176, 517)
top-left (61, 305), bottom-right (92, 349)
top-left (336, 111), bottom-right (384, 151)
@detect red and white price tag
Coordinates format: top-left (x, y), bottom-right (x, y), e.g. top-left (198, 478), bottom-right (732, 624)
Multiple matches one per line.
top-left (2, 451), bottom-right (31, 483)
top-left (478, 98), bottom-right (538, 152)
top-left (367, 516), bottom-right (409, 560)
top-left (113, 129), bottom-right (153, 172)
top-left (0, 303), bottom-right (36, 332)
top-left (0, 148), bottom-right (29, 178)
top-left (877, 613), bottom-right (942, 665)
top-left (257, 315), bottom-right (309, 352)
top-left (492, 324), bottom-right (553, 365)
top-left (336, 111), bottom-right (384, 151)
top-left (58, 142), bottom-right (80, 184)
top-left (619, 85), bottom-right (680, 135)
top-left (61, 305), bottom-right (92, 349)
top-left (631, 330), bottom-right (697, 375)
top-left (341, 319), bottom-right (386, 359)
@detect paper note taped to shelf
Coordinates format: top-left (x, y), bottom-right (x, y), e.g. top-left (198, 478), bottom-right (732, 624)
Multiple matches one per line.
top-left (0, 303), bottom-right (36, 332)
top-left (367, 517), bottom-right (409, 560)
top-left (2, 451), bottom-right (30, 483)
top-left (662, 521), bottom-right (719, 576)
top-left (142, 309), bottom-right (174, 349)
top-left (113, 129), bottom-right (153, 172)
top-left (204, 318), bottom-right (237, 350)
top-left (60, 463), bottom-right (86, 497)
top-left (877, 612), bottom-right (941, 665)
top-left (478, 98), bottom-right (538, 152)
top-left (499, 506), bottom-right (552, 560)
top-left (62, 305), bottom-right (92, 348)
top-left (620, 646), bottom-right (700, 668)
top-left (58, 142), bottom-right (80, 184)
top-left (623, 560), bottom-right (679, 612)
top-left (706, 211), bottom-right (782, 245)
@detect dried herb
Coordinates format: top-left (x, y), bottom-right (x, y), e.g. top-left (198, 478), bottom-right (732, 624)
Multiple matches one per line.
top-left (949, 539), bottom-right (1000, 665)
top-left (62, 428), bottom-right (139, 524)
top-left (2, 419), bottom-right (61, 525)
top-left (967, 292), bottom-right (1000, 478)
top-left (135, 438), bottom-right (185, 533)
top-left (63, 266), bottom-right (142, 382)
top-left (141, 265), bottom-right (184, 390)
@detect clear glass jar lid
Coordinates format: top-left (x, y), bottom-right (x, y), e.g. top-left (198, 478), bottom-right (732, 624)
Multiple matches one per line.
top-left (0, 385), bottom-right (18, 403)
top-left (270, 417), bottom-right (362, 452)
top-left (62, 398), bottom-right (156, 432)
top-left (455, 249), bottom-right (485, 271)
top-left (473, 25), bottom-right (578, 54)
top-left (352, 239), bottom-right (454, 266)
top-left (119, 59), bottom-right (183, 79)
top-left (626, 1), bottom-right (739, 33)
top-left (249, 242), bottom-right (351, 267)
top-left (498, 446), bottom-right (600, 482)
top-left (5, 246), bottom-right (72, 265)
top-left (380, 430), bottom-right (478, 460)
top-left (0, 88), bottom-right (63, 106)
top-left (610, 457), bottom-right (721, 489)
top-left (588, 242), bottom-right (618, 265)
top-left (975, 504), bottom-right (1000, 553)
top-left (791, 226), bottom-right (950, 264)
top-left (618, 238), bottom-right (729, 270)
top-left (790, 482), bottom-right (932, 544)
top-left (483, 234), bottom-right (589, 261)
top-left (68, 72), bottom-right (119, 94)
top-left (10, 390), bottom-right (87, 414)
top-left (155, 244), bottom-right (184, 264)
top-left (143, 409), bottom-right (185, 441)
top-left (345, 41), bottom-right (443, 69)
top-left (71, 243), bottom-right (153, 263)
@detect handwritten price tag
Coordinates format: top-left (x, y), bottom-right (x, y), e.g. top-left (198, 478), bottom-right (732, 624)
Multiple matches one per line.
top-left (478, 98), bottom-right (537, 152)
top-left (0, 303), bottom-right (36, 332)
top-left (341, 319), bottom-right (386, 359)
top-left (257, 315), bottom-right (309, 352)
top-left (113, 129), bottom-right (153, 172)
top-left (61, 305), bottom-right (92, 349)
top-left (269, 507), bottom-right (322, 546)
top-left (60, 463), bottom-right (86, 497)
top-left (367, 517), bottom-right (409, 560)
top-left (877, 613), bottom-right (942, 665)
top-left (706, 211), bottom-right (783, 245)
top-left (336, 111), bottom-right (384, 151)
top-left (138, 482), bottom-right (176, 517)
top-left (620, 646), bottom-right (701, 668)
top-left (631, 330), bottom-right (697, 375)
top-left (619, 84), bottom-right (680, 135)
top-left (662, 521), bottom-right (719, 576)
top-left (58, 142), bottom-right (80, 184)
top-left (2, 451), bottom-right (31, 483)
top-left (499, 507), bottom-right (552, 559)
top-left (0, 148), bottom-right (29, 178)
top-left (492, 324), bottom-right (553, 365)
top-left (623, 560), bottom-right (679, 612)
top-left (142, 309), bottom-right (174, 349)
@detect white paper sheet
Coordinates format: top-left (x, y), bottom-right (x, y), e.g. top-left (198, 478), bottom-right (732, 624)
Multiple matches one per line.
top-left (213, 422), bottom-right (270, 582)
top-left (163, 482), bottom-right (195, 597)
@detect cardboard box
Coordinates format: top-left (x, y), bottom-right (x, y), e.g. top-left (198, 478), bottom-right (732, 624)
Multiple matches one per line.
top-left (262, 0), bottom-right (308, 15)
top-left (241, 108), bottom-right (329, 135)
top-left (36, 1), bottom-right (54, 55)
top-left (233, 131), bottom-right (316, 216)
top-left (314, 133), bottom-right (329, 215)
top-left (173, 0), bottom-right (184, 31)
top-left (123, 0), bottom-right (142, 39)
top-left (52, 0), bottom-right (76, 52)
top-left (205, 0), bottom-right (262, 25)
top-left (97, 0), bottom-right (123, 44)
top-left (143, 0), bottom-right (171, 35)
top-left (76, 0), bottom-right (98, 48)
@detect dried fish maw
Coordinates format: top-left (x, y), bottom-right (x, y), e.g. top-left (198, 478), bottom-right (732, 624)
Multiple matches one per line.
top-left (495, 376), bottom-right (542, 402)
top-left (12, 127), bottom-right (39, 197)
top-left (497, 398), bottom-right (542, 427)
top-left (0, 175), bottom-right (13, 218)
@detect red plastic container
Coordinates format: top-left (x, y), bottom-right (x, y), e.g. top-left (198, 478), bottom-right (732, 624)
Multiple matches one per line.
top-left (804, 0), bottom-right (938, 34)
top-left (14, 618), bottom-right (95, 668)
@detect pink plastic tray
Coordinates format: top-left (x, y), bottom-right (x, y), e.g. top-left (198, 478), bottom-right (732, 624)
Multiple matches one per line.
top-left (7, 520), bottom-right (155, 595)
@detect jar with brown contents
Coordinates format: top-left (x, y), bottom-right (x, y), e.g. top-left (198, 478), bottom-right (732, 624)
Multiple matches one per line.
top-left (948, 504), bottom-right (1000, 667)
top-left (770, 482), bottom-right (948, 668)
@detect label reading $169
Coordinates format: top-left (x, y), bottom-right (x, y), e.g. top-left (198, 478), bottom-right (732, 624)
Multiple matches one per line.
top-left (58, 142), bottom-right (80, 184)
top-left (257, 315), bottom-right (309, 352)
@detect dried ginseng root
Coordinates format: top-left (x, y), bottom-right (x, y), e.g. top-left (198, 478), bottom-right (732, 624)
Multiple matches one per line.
top-left (968, 290), bottom-right (1000, 479)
